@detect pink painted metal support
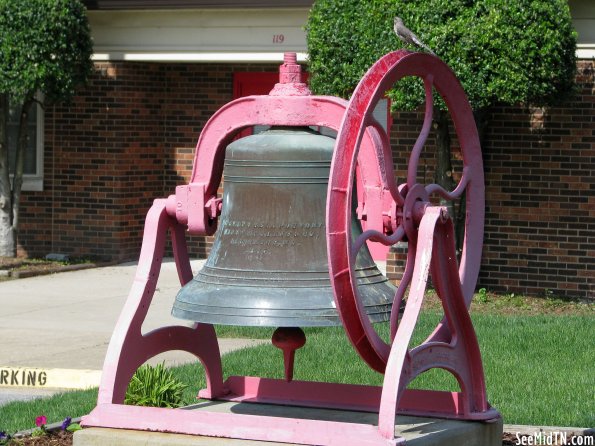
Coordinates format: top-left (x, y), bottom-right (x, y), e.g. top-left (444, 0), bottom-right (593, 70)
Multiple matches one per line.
top-left (84, 51), bottom-right (498, 446)
top-left (327, 50), bottom-right (485, 371)
top-left (206, 375), bottom-right (497, 420)
top-left (376, 207), bottom-right (491, 438)
top-left (84, 403), bottom-right (405, 446)
top-left (165, 54), bottom-right (391, 239)
top-left (94, 199), bottom-right (224, 406)
top-left (326, 50), bottom-right (495, 443)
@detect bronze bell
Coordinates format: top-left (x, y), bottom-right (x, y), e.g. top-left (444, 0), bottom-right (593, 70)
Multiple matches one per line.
top-left (172, 127), bottom-right (395, 327)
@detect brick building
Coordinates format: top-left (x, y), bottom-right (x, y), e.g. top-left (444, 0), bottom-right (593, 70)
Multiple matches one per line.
top-left (14, 1), bottom-right (594, 300)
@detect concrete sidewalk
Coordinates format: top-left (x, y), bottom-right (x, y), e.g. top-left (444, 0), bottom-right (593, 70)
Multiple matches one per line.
top-left (0, 259), bottom-right (264, 404)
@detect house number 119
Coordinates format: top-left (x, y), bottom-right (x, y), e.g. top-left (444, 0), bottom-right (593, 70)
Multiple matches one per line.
top-left (273, 34), bottom-right (285, 44)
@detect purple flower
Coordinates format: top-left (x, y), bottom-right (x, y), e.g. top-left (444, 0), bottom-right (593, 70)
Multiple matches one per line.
top-left (61, 417), bottom-right (72, 431)
top-left (0, 431), bottom-right (7, 439)
top-left (35, 415), bottom-right (47, 428)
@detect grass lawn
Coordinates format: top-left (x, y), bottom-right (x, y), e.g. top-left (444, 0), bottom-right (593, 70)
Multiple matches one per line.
top-left (0, 295), bottom-right (593, 434)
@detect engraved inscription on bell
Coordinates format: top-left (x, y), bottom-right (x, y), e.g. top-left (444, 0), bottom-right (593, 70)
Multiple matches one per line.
top-left (222, 220), bottom-right (325, 254)
top-left (210, 185), bottom-right (329, 273)
top-left (223, 219), bottom-right (325, 261)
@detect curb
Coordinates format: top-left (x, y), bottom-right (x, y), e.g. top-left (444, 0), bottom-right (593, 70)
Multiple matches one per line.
top-left (0, 366), bottom-right (101, 390)
top-left (8, 262), bottom-right (111, 279)
top-left (11, 263), bottom-right (95, 279)
top-left (11, 417), bottom-right (83, 438)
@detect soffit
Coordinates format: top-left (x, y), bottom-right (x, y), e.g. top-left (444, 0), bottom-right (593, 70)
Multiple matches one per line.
top-left (88, 9), bottom-right (309, 62)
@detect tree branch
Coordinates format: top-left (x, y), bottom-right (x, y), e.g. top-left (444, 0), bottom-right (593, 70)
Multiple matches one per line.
top-left (0, 93), bottom-right (16, 256)
top-left (11, 95), bottom-right (34, 234)
top-left (31, 96), bottom-right (45, 111)
top-left (0, 94), bottom-right (10, 211)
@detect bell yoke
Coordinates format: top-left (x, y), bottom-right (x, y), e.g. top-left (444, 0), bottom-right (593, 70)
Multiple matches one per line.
top-left (83, 51), bottom-right (500, 445)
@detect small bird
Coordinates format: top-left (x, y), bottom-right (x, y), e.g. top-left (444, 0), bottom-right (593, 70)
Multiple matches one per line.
top-left (394, 16), bottom-right (435, 55)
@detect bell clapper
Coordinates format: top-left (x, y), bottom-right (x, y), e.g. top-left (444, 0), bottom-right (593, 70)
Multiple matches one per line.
top-left (271, 327), bottom-right (306, 382)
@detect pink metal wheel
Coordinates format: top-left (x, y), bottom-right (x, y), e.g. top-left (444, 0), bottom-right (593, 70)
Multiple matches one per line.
top-left (327, 50), bottom-right (485, 372)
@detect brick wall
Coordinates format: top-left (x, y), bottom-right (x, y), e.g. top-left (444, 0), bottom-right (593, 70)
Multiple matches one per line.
top-left (16, 59), bottom-right (593, 300)
top-left (479, 60), bottom-right (594, 300)
top-left (19, 62), bottom-right (165, 261)
top-left (387, 60), bottom-right (594, 301)
top-left (18, 62), bottom-right (277, 261)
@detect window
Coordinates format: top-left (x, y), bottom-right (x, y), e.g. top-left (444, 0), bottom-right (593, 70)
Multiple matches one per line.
top-left (7, 99), bottom-right (44, 191)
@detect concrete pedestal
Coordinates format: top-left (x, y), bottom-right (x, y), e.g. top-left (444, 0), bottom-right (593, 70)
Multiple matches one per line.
top-left (75, 401), bottom-right (503, 446)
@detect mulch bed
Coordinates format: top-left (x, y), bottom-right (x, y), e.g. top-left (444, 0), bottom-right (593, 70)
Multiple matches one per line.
top-left (5, 431), bottom-right (73, 446)
top-left (0, 258), bottom-right (98, 280)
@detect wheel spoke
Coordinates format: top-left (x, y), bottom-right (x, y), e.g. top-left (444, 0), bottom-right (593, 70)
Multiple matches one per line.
top-left (390, 246), bottom-right (415, 340)
top-left (407, 75), bottom-right (434, 187)
top-left (351, 226), bottom-right (406, 258)
top-left (328, 50), bottom-right (484, 371)
top-left (366, 120), bottom-right (404, 206)
top-left (425, 166), bottom-right (470, 201)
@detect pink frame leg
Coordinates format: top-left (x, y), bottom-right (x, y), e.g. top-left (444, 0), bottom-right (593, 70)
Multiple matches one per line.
top-left (93, 199), bottom-right (224, 406)
top-left (377, 208), bottom-right (496, 439)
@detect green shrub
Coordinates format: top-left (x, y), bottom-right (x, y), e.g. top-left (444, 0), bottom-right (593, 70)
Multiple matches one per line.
top-left (306, 0), bottom-right (577, 110)
top-left (125, 363), bottom-right (187, 408)
top-left (0, 0), bottom-right (93, 257)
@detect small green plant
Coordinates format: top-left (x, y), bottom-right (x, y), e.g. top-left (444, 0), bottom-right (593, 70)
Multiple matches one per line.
top-left (125, 363), bottom-right (187, 408)
top-left (61, 416), bottom-right (81, 432)
top-left (477, 288), bottom-right (489, 304)
top-left (505, 293), bottom-right (530, 309)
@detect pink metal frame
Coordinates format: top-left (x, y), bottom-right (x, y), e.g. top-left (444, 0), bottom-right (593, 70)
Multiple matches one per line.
top-left (83, 52), bottom-right (499, 445)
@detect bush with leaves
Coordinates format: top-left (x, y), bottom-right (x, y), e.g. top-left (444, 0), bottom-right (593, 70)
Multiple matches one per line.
top-left (0, 0), bottom-right (93, 257)
top-left (125, 363), bottom-right (188, 408)
top-left (307, 0), bottom-right (576, 109)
